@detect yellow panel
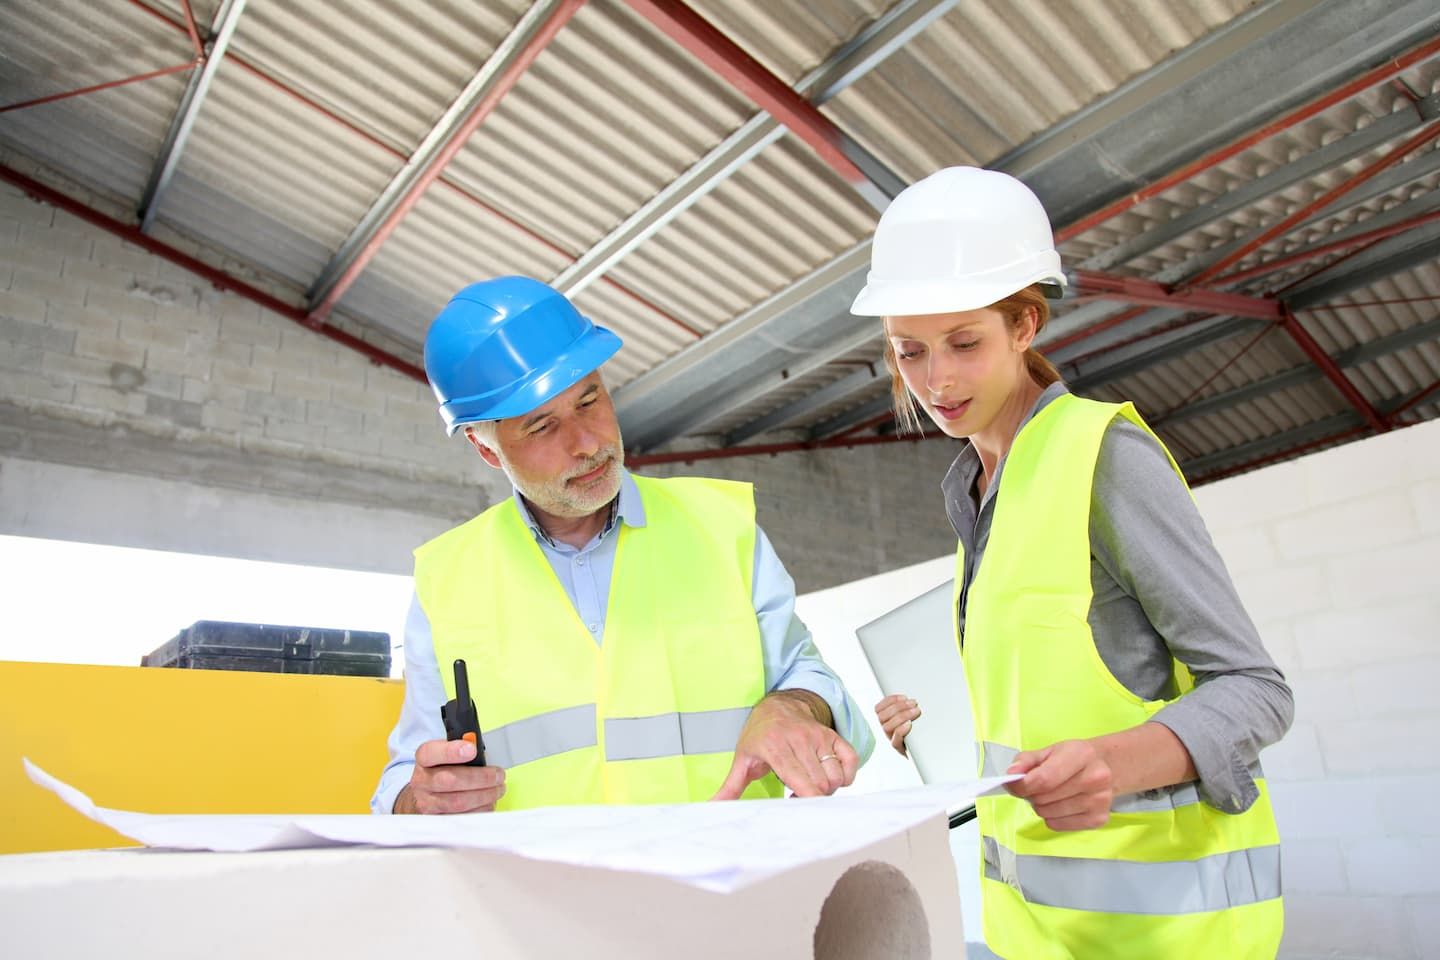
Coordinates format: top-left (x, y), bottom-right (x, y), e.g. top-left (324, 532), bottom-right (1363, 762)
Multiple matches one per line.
top-left (0, 661), bottom-right (406, 854)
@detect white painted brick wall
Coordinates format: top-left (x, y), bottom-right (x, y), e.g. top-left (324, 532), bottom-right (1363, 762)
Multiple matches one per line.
top-left (1195, 416), bottom-right (1440, 960)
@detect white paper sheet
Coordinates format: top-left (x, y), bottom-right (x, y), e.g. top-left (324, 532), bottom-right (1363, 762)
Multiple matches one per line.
top-left (25, 758), bottom-right (1016, 893)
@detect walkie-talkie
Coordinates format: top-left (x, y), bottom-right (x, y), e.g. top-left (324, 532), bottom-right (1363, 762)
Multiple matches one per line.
top-left (440, 658), bottom-right (487, 766)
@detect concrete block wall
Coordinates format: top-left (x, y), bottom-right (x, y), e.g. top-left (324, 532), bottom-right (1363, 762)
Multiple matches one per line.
top-left (1193, 417), bottom-right (1440, 960)
top-left (0, 179), bottom-right (957, 588)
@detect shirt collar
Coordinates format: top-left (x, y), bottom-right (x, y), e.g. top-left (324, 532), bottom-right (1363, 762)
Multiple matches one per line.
top-left (511, 467), bottom-right (647, 547)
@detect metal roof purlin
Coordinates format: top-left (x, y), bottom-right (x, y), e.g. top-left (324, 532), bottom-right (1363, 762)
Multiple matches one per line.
top-left (552, 0), bottom-right (953, 296)
top-left (1054, 29), bottom-right (1440, 244)
top-left (305, 0), bottom-right (586, 323)
top-left (137, 0), bottom-right (249, 233)
top-left (621, 0), bottom-right (896, 212)
top-left (1185, 120), bottom-right (1440, 288)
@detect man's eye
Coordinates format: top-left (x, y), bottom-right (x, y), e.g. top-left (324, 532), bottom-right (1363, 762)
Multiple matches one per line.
top-left (529, 422), bottom-right (552, 436)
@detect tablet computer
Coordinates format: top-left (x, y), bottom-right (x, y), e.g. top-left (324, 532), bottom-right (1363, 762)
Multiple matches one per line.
top-left (856, 578), bottom-right (975, 785)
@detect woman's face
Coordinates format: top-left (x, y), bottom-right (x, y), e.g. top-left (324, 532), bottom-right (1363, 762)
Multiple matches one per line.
top-left (886, 307), bottom-right (1032, 440)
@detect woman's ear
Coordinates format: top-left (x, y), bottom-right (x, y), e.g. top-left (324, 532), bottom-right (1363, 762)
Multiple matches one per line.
top-left (1013, 304), bottom-right (1039, 352)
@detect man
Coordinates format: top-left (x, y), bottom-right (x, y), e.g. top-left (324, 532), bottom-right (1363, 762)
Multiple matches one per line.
top-left (372, 276), bottom-right (873, 814)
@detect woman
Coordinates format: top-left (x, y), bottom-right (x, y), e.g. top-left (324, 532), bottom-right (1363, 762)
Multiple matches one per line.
top-left (852, 167), bottom-right (1292, 959)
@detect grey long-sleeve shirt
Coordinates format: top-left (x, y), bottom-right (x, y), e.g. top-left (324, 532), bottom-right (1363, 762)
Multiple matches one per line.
top-left (944, 383), bottom-right (1293, 814)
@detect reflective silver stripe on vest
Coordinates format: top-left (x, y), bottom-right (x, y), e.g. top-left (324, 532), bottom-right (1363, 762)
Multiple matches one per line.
top-left (979, 741), bottom-right (1263, 815)
top-left (982, 836), bottom-right (1282, 915)
top-left (485, 704), bottom-right (597, 769)
top-left (605, 707), bottom-right (752, 761)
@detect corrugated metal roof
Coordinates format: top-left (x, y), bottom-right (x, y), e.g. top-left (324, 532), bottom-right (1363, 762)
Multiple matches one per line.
top-left (0, 0), bottom-right (1436, 481)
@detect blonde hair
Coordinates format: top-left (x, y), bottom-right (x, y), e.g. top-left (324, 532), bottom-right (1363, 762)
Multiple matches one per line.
top-left (882, 284), bottom-right (1063, 435)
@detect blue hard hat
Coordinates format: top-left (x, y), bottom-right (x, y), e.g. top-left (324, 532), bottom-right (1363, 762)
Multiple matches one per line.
top-left (423, 277), bottom-right (623, 435)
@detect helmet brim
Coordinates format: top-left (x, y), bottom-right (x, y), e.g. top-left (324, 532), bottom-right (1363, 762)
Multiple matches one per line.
top-left (851, 271), bottom-right (1067, 318)
top-left (440, 325), bottom-right (623, 435)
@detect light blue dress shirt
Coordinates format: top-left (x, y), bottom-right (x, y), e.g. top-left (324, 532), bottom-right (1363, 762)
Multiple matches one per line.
top-left (372, 470), bottom-right (874, 813)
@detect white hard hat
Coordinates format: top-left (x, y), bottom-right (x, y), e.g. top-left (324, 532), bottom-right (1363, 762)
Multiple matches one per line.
top-left (851, 166), bottom-right (1066, 317)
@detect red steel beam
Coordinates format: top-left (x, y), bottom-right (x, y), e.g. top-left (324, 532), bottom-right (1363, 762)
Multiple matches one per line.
top-left (622, 0), bottom-right (868, 188)
top-left (1278, 305), bottom-right (1389, 433)
top-left (0, 164), bottom-right (426, 383)
top-left (1044, 304), bottom-right (1151, 353)
top-left (308, 0), bottom-right (586, 324)
top-left (1071, 270), bottom-right (1283, 319)
top-left (1055, 33), bottom-right (1440, 244)
top-left (1211, 207), bottom-right (1440, 288)
top-left (1389, 379), bottom-right (1440, 419)
top-left (1187, 119), bottom-right (1440, 288)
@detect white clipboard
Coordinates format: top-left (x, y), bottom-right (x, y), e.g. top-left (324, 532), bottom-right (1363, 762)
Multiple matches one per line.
top-left (856, 578), bottom-right (976, 785)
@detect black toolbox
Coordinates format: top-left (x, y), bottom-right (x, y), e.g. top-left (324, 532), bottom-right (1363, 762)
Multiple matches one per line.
top-left (141, 620), bottom-right (391, 677)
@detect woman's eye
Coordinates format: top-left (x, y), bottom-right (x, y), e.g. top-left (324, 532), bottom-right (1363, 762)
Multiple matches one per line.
top-left (896, 347), bottom-right (922, 360)
top-left (953, 339), bottom-right (979, 351)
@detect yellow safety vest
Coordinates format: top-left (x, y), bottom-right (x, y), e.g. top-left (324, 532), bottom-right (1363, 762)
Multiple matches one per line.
top-left (959, 393), bottom-right (1283, 959)
top-left (414, 474), bottom-right (783, 810)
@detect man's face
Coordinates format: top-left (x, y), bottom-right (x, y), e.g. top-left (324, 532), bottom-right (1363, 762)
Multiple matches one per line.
top-left (468, 373), bottom-right (625, 520)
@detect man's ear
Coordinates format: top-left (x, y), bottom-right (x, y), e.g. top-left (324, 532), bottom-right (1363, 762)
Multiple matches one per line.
top-left (464, 428), bottom-right (504, 470)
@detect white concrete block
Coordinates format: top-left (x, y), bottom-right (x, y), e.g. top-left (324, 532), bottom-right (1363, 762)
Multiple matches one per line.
top-left (18, 220), bottom-right (93, 260)
top-left (273, 371), bottom-right (331, 404)
top-left (1347, 657), bottom-right (1440, 720)
top-left (73, 332), bottom-right (145, 368)
top-left (1256, 621), bottom-right (1300, 675)
top-left (117, 315), bottom-right (187, 353)
top-left (0, 234), bottom-right (69, 274)
top-left (1377, 776), bottom-right (1440, 836)
top-left (1194, 456), bottom-right (1307, 530)
top-left (1318, 712), bottom-right (1440, 778)
top-left (59, 256), bottom-right (131, 291)
top-left (157, 301), bottom-right (217, 337)
top-left (1415, 480), bottom-right (1440, 536)
top-left (201, 403), bottom-right (264, 433)
top-left (0, 369), bottom-right (73, 404)
top-left (1294, 599), bottom-right (1440, 671)
top-left (264, 418), bottom-right (326, 445)
top-left (1272, 779), bottom-right (1385, 840)
top-left (305, 401), bottom-right (364, 433)
top-left (1274, 491), bottom-right (1419, 562)
top-left (84, 286), bottom-right (158, 325)
top-left (0, 287), bottom-right (49, 325)
top-left (1344, 837), bottom-right (1440, 896)
top-left (72, 383), bottom-right (145, 417)
top-left (1303, 419), bottom-right (1440, 504)
top-left (324, 425), bottom-right (383, 456)
top-left (1231, 562), bottom-right (1332, 623)
top-left (144, 346), bottom-right (211, 381)
top-left (1327, 538), bottom-right (1440, 607)
top-left (331, 382), bottom-right (388, 417)
top-left (45, 301), bottom-right (119, 338)
top-left (1292, 668), bottom-right (1358, 724)
top-left (1279, 894), bottom-right (1416, 960)
top-left (0, 185), bottom-right (54, 225)
top-left (40, 351), bottom-right (114, 386)
top-left (1208, 522), bottom-right (1279, 573)
top-left (0, 313), bottom-right (75, 353)
top-left (1262, 721), bottom-right (1325, 781)
top-left (243, 390), bottom-right (305, 423)
top-left (1409, 895), bottom-right (1440, 960)
top-left (218, 312), bottom-right (281, 350)
top-left (209, 359), bottom-right (273, 393)
top-left (90, 235), bottom-right (162, 276)
top-left (250, 342), bottom-right (315, 376)
top-left (1280, 838), bottom-right (1347, 894)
